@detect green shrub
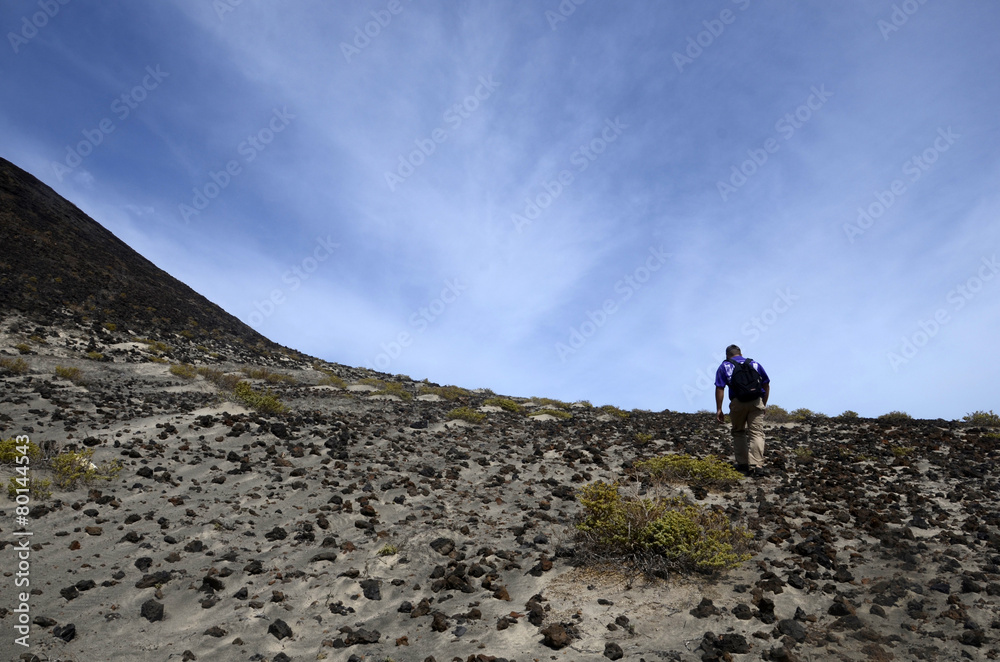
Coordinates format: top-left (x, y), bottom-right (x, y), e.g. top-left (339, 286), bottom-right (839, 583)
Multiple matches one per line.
top-left (635, 454), bottom-right (743, 487)
top-left (0, 357), bottom-right (30, 375)
top-left (15, 342), bottom-right (31, 354)
top-left (890, 445), bottom-right (915, 458)
top-left (420, 384), bottom-right (471, 399)
top-left (51, 449), bottom-right (122, 489)
top-left (878, 411), bottom-right (913, 425)
top-left (242, 366), bottom-right (296, 384)
top-left (599, 405), bottom-right (630, 419)
top-left (319, 372), bottom-right (347, 388)
top-left (169, 363), bottom-right (197, 379)
top-left (103, 322), bottom-right (117, 332)
top-left (54, 365), bottom-right (84, 383)
top-left (447, 407), bottom-right (485, 424)
top-left (233, 381), bottom-right (287, 414)
top-left (197, 367), bottom-right (242, 390)
top-left (764, 405), bottom-right (791, 423)
top-left (533, 397), bottom-right (571, 410)
top-left (377, 544), bottom-right (399, 556)
top-left (375, 382), bottom-right (412, 400)
top-left (793, 447), bottom-right (813, 459)
top-left (635, 433), bottom-right (653, 446)
top-left (7, 476), bottom-right (52, 500)
top-left (963, 410), bottom-right (1000, 427)
top-left (576, 481), bottom-right (751, 573)
top-left (0, 438), bottom-right (41, 464)
top-left (484, 397), bottom-right (525, 414)
top-left (529, 408), bottom-right (572, 420)
top-left (86, 351), bottom-right (104, 361)
top-left (838, 410), bottom-right (859, 420)
top-left (137, 338), bottom-right (171, 355)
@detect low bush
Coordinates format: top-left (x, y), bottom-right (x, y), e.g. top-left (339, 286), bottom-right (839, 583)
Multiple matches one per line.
top-left (764, 405), bottom-right (791, 423)
top-left (420, 384), bottom-right (471, 399)
top-left (447, 407), bottom-right (485, 424)
top-left (169, 364), bottom-right (197, 379)
top-left (837, 410), bottom-right (859, 420)
top-left (197, 367), bottom-right (242, 390)
top-left (635, 433), bottom-right (653, 445)
top-left (599, 404), bottom-right (630, 419)
top-left (86, 351), bottom-right (104, 361)
top-left (529, 408), bottom-right (572, 420)
top-left (54, 365), bottom-right (84, 383)
top-left (576, 481), bottom-right (752, 574)
top-left (635, 454), bottom-right (743, 488)
top-left (233, 381), bottom-right (287, 414)
top-left (242, 366), bottom-right (296, 384)
top-left (0, 438), bottom-right (41, 464)
top-left (318, 372), bottom-right (347, 388)
top-left (377, 544), bottom-right (399, 556)
top-left (484, 397), bottom-right (524, 414)
top-left (375, 382), bottom-right (412, 400)
top-left (533, 397), bottom-right (571, 410)
top-left (51, 449), bottom-right (123, 489)
top-left (15, 343), bottom-right (31, 354)
top-left (7, 476), bottom-right (52, 500)
top-left (878, 411), bottom-right (913, 425)
top-left (963, 410), bottom-right (1000, 427)
top-left (0, 357), bottom-right (29, 375)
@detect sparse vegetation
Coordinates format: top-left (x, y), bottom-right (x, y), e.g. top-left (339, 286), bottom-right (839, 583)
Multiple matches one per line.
top-left (377, 544), bottom-right (399, 556)
top-left (963, 410), bottom-right (1000, 427)
top-left (374, 382), bottom-right (412, 400)
top-left (241, 366), bottom-right (296, 384)
top-left (420, 384), bottom-right (471, 399)
top-left (233, 381), bottom-right (287, 414)
top-left (0, 438), bottom-right (41, 464)
top-left (576, 481), bottom-right (752, 574)
top-left (484, 397), bottom-right (525, 414)
top-left (0, 356), bottom-right (29, 375)
top-left (169, 363), bottom-right (198, 379)
top-left (532, 397), bottom-right (571, 410)
top-left (599, 404), bottom-right (630, 419)
top-left (635, 454), bottom-right (743, 488)
top-left (7, 476), bottom-right (52, 500)
top-left (793, 446), bottom-right (813, 459)
top-left (790, 408), bottom-right (827, 421)
top-left (764, 405), bottom-right (791, 423)
top-left (890, 445), bottom-right (915, 458)
top-left (878, 411), bottom-right (913, 425)
top-left (103, 322), bottom-right (117, 332)
top-left (446, 407), bottom-right (486, 424)
top-left (54, 365), bottom-right (84, 383)
top-left (529, 408), bottom-right (572, 420)
top-left (197, 367), bottom-right (242, 390)
top-left (838, 410), bottom-right (859, 420)
top-left (635, 433), bottom-right (653, 445)
top-left (15, 342), bottom-right (31, 354)
top-left (318, 372), bottom-right (347, 388)
top-left (51, 449), bottom-right (123, 489)
top-left (86, 351), bottom-right (104, 361)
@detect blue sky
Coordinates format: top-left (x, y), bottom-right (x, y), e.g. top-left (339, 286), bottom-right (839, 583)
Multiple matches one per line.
top-left (3, 1), bottom-right (999, 420)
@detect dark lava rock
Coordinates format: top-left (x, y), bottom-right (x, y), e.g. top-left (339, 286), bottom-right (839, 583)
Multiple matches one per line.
top-left (777, 618), bottom-right (807, 642)
top-left (264, 526), bottom-right (287, 541)
top-left (309, 551), bottom-right (338, 563)
top-left (203, 625), bottom-right (227, 637)
top-left (690, 597), bottom-right (721, 618)
top-left (604, 641), bottom-right (624, 660)
top-left (733, 603), bottom-right (753, 620)
top-left (345, 628), bottom-right (381, 645)
top-left (135, 571), bottom-right (172, 589)
top-left (430, 537), bottom-right (455, 556)
top-left (540, 623), bottom-right (574, 649)
top-left (360, 578), bottom-right (382, 601)
top-left (141, 599), bottom-right (164, 622)
top-left (59, 586), bottom-right (79, 601)
top-left (431, 612), bottom-right (450, 632)
top-left (53, 623), bottom-right (76, 642)
top-left (268, 618), bottom-right (293, 640)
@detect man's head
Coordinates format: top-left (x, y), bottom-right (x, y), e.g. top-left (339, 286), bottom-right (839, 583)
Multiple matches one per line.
top-left (725, 344), bottom-right (742, 359)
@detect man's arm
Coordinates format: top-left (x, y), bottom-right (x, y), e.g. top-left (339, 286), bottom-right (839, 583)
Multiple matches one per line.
top-left (715, 387), bottom-right (726, 423)
top-left (762, 382), bottom-right (770, 407)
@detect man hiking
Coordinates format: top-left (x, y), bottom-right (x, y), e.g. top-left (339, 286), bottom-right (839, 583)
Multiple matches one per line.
top-left (715, 344), bottom-right (770, 478)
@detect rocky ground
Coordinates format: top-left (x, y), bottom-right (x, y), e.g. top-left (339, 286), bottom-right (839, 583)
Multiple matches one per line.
top-left (2, 312), bottom-right (1000, 662)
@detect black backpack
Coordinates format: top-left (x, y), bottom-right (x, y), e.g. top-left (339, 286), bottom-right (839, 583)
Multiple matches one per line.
top-left (727, 358), bottom-right (764, 402)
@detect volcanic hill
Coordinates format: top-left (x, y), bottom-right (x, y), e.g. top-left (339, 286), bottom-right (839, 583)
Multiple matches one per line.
top-left (2, 157), bottom-right (1000, 661)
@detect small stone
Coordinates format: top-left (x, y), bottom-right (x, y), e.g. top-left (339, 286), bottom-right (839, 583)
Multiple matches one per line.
top-left (268, 618), bottom-right (293, 640)
top-left (53, 623), bottom-right (76, 642)
top-left (540, 623), bottom-right (573, 649)
top-left (603, 641), bottom-right (624, 660)
top-left (690, 597), bottom-right (721, 618)
top-left (141, 599), bottom-right (164, 622)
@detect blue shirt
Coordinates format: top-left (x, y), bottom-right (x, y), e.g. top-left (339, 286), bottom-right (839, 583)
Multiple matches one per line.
top-left (715, 355), bottom-right (770, 400)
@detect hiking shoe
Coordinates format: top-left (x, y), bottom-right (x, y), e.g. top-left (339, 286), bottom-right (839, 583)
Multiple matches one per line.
top-left (735, 463), bottom-right (750, 475)
top-left (750, 467), bottom-right (769, 479)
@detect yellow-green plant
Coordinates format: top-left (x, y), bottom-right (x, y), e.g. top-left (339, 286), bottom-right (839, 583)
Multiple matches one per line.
top-left (86, 351), bottom-right (104, 361)
top-left (764, 405), bottom-right (791, 423)
top-left (636, 454), bottom-right (744, 487)
top-left (377, 544), bottom-right (399, 556)
top-left (838, 410), bottom-right (859, 420)
top-left (15, 343), bottom-right (31, 354)
top-left (0, 438), bottom-right (41, 464)
top-left (484, 397), bottom-right (525, 414)
top-left (420, 384), bottom-right (471, 399)
top-left (319, 372), bottom-right (347, 388)
top-left (241, 366), bottom-right (296, 384)
top-left (103, 322), bottom-right (117, 332)
top-left (0, 357), bottom-right (30, 375)
top-left (963, 410), bottom-right (1000, 427)
top-left (529, 408), bottom-right (572, 420)
top-left (446, 407), bottom-right (485, 424)
top-left (890, 445), bottom-right (915, 458)
top-left (197, 367), bottom-right (241, 390)
top-left (533, 397), bottom-right (571, 410)
top-left (793, 447), bottom-right (813, 459)
top-left (51, 449), bottom-right (122, 489)
top-left (233, 381), bottom-right (287, 414)
top-left (374, 382), bottom-right (412, 400)
top-left (54, 365), bottom-right (84, 383)
top-left (8, 476), bottom-right (52, 499)
top-left (599, 404), bottom-right (629, 419)
top-left (576, 481), bottom-right (751, 573)
top-left (878, 410), bottom-right (912, 424)
top-left (636, 433), bottom-right (653, 445)
top-left (169, 363), bottom-right (197, 379)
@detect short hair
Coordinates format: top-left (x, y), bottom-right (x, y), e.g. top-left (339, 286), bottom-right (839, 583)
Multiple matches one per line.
top-left (725, 344), bottom-right (742, 358)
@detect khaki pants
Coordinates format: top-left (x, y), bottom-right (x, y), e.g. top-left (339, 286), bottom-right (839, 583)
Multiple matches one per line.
top-left (729, 398), bottom-right (766, 468)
